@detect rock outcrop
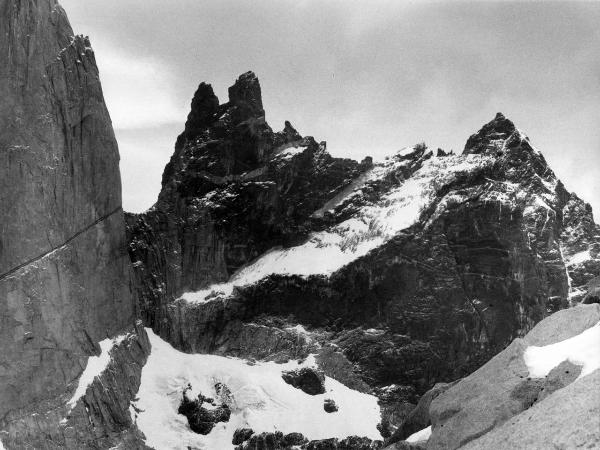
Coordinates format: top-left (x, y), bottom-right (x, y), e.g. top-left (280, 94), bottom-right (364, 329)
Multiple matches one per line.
top-left (426, 303), bottom-right (600, 450)
top-left (0, 1), bottom-right (146, 448)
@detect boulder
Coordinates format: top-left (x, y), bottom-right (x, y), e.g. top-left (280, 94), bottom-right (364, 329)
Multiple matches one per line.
top-left (324, 399), bottom-right (339, 413)
top-left (232, 428), bottom-right (254, 445)
top-left (282, 367), bottom-right (326, 395)
top-left (386, 381), bottom-right (457, 445)
top-left (178, 386), bottom-right (231, 435)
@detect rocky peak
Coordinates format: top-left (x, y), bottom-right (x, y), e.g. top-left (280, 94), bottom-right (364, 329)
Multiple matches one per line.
top-left (282, 120), bottom-right (302, 142)
top-left (463, 112), bottom-right (517, 155)
top-left (227, 70), bottom-right (265, 120)
top-left (179, 82), bottom-right (219, 145)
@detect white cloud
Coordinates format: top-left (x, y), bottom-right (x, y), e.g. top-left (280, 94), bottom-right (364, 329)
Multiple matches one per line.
top-left (92, 40), bottom-right (187, 130)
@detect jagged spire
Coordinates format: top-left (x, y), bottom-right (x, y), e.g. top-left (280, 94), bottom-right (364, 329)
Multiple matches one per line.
top-left (182, 82), bottom-right (219, 139)
top-left (463, 112), bottom-right (516, 155)
top-left (228, 71), bottom-right (265, 119)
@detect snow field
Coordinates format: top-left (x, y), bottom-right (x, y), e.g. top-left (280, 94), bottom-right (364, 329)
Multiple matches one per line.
top-left (131, 329), bottom-right (382, 450)
top-left (406, 425), bottom-right (432, 443)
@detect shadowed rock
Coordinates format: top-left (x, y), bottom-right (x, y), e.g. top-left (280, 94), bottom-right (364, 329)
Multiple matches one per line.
top-left (463, 112), bottom-right (516, 155)
top-left (0, 0), bottom-right (142, 447)
top-left (428, 304), bottom-right (600, 450)
top-left (282, 367), bottom-right (326, 395)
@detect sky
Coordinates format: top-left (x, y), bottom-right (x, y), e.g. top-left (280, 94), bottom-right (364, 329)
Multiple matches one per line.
top-left (61, 0), bottom-right (600, 215)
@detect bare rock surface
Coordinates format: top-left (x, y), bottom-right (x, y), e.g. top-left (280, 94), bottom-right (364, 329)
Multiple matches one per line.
top-left (427, 303), bottom-right (600, 450)
top-left (386, 381), bottom-right (457, 445)
top-left (460, 369), bottom-right (600, 450)
top-left (0, 0), bottom-right (144, 447)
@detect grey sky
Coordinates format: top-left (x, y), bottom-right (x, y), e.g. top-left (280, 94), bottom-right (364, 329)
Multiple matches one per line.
top-left (61, 0), bottom-right (600, 215)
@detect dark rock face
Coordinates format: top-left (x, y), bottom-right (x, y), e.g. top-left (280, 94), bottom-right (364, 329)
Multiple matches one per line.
top-left (234, 432), bottom-right (382, 450)
top-left (0, 0), bottom-right (141, 447)
top-left (463, 112), bottom-right (516, 155)
top-left (305, 436), bottom-right (383, 449)
top-left (233, 428), bottom-right (255, 445)
top-left (324, 399), bottom-right (339, 413)
top-left (234, 431), bottom-right (310, 449)
top-left (178, 385), bottom-right (232, 434)
top-left (127, 71), bottom-right (366, 334)
top-left (282, 367), bottom-right (327, 395)
top-left (386, 381), bottom-right (457, 445)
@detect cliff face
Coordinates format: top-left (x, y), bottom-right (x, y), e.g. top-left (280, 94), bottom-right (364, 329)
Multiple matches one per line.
top-left (0, 1), bottom-right (147, 448)
top-left (127, 72), bottom-right (370, 331)
top-left (127, 72), bottom-right (600, 432)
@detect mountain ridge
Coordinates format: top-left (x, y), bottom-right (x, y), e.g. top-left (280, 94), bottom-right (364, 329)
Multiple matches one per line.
top-left (128, 67), bottom-right (597, 390)
top-left (0, 0), bottom-right (598, 446)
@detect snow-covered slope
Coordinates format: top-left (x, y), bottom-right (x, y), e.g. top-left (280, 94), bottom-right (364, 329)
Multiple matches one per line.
top-left (131, 330), bottom-right (381, 449)
top-left (181, 151), bottom-right (496, 304)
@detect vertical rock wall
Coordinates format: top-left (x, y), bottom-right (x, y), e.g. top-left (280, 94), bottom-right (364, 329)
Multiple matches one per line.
top-left (0, 0), bottom-right (134, 425)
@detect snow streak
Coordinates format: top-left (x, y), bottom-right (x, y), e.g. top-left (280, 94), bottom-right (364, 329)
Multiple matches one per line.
top-left (182, 154), bottom-right (494, 304)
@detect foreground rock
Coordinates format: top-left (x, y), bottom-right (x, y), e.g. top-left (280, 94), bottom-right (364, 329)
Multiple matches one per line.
top-left (460, 370), bottom-right (600, 450)
top-left (427, 303), bottom-right (600, 449)
top-left (1, 324), bottom-right (150, 449)
top-left (0, 0), bottom-right (145, 447)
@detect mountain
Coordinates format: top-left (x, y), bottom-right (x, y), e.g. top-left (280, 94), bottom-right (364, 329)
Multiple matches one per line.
top-left (0, 1), bottom-right (147, 448)
top-left (125, 72), bottom-right (600, 447)
top-left (1, 1), bottom-right (599, 448)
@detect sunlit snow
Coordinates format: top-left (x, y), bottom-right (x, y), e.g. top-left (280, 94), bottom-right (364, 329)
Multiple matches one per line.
top-left (67, 333), bottom-right (129, 410)
top-left (131, 329), bottom-right (382, 450)
top-left (566, 250), bottom-right (592, 267)
top-left (275, 144), bottom-right (308, 159)
top-left (182, 154), bottom-right (494, 303)
top-left (406, 425), bottom-right (432, 443)
top-left (523, 321), bottom-right (600, 379)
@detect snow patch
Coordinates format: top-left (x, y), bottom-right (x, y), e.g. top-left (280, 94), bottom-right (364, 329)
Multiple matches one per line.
top-left (523, 321), bottom-right (600, 379)
top-left (567, 250), bottom-right (592, 267)
top-left (286, 324), bottom-right (311, 338)
top-left (559, 246), bottom-right (573, 300)
top-left (406, 425), bottom-right (432, 443)
top-left (397, 146), bottom-right (418, 157)
top-left (132, 329), bottom-right (382, 450)
top-left (275, 145), bottom-right (307, 159)
top-left (66, 333), bottom-right (129, 410)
